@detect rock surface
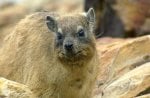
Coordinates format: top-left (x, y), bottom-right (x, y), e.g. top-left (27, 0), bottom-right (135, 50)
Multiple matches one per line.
top-left (93, 35), bottom-right (150, 98)
top-left (0, 77), bottom-right (35, 98)
top-left (102, 62), bottom-right (150, 98)
top-left (136, 94), bottom-right (150, 98)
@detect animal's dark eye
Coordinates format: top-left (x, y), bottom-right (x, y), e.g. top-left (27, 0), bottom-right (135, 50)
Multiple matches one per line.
top-left (78, 29), bottom-right (85, 37)
top-left (57, 32), bottom-right (63, 40)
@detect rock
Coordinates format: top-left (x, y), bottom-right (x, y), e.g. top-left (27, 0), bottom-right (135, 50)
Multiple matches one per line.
top-left (102, 62), bottom-right (150, 98)
top-left (0, 77), bottom-right (35, 98)
top-left (136, 94), bottom-right (150, 98)
top-left (93, 35), bottom-right (150, 98)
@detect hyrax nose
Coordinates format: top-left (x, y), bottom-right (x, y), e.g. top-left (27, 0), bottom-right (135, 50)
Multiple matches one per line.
top-left (64, 42), bottom-right (73, 50)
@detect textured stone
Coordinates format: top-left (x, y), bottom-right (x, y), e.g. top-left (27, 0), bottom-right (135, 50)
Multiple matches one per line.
top-left (136, 94), bottom-right (150, 98)
top-left (102, 62), bottom-right (150, 98)
top-left (0, 77), bottom-right (35, 98)
top-left (93, 35), bottom-right (150, 98)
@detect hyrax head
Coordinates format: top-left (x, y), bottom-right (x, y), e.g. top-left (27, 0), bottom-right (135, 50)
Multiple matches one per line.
top-left (46, 8), bottom-right (96, 64)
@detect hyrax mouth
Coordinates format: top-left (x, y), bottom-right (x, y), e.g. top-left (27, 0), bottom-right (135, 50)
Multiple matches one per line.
top-left (58, 51), bottom-right (83, 64)
top-left (61, 50), bottom-right (82, 58)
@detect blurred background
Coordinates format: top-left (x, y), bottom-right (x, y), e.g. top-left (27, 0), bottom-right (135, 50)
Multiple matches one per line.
top-left (0, 0), bottom-right (83, 46)
top-left (0, 0), bottom-right (150, 44)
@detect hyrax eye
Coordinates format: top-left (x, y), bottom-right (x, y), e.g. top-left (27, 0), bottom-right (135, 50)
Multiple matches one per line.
top-left (77, 29), bottom-right (85, 37)
top-left (57, 32), bottom-right (63, 40)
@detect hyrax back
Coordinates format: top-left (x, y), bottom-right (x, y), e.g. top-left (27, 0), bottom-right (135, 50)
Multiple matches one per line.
top-left (0, 8), bottom-right (99, 98)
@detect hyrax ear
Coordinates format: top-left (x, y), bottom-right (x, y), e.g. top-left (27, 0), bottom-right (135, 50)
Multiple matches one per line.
top-left (86, 8), bottom-right (95, 24)
top-left (46, 16), bottom-right (58, 32)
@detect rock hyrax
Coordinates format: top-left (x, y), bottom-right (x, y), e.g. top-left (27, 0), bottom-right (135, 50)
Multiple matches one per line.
top-left (0, 8), bottom-right (99, 98)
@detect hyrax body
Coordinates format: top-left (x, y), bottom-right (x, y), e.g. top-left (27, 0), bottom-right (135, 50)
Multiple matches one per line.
top-left (0, 8), bottom-right (99, 98)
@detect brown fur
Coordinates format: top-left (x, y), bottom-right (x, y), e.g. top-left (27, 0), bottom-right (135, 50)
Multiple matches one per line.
top-left (0, 11), bottom-right (99, 98)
